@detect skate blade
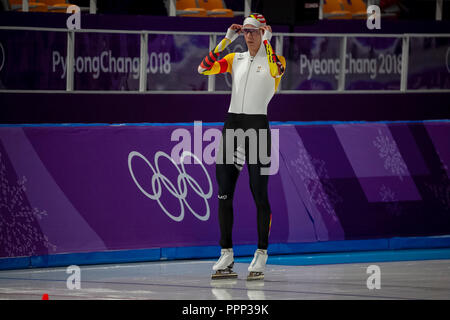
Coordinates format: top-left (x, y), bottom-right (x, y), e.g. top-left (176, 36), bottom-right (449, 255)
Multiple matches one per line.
top-left (247, 272), bottom-right (264, 281)
top-left (211, 271), bottom-right (238, 280)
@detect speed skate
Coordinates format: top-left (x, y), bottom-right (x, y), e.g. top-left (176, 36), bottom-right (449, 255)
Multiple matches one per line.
top-left (247, 249), bottom-right (268, 281)
top-left (211, 262), bottom-right (238, 280)
top-left (247, 271), bottom-right (264, 281)
top-left (211, 249), bottom-right (238, 280)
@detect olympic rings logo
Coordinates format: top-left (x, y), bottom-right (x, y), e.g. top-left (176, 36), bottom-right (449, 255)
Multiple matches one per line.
top-left (128, 150), bottom-right (212, 222)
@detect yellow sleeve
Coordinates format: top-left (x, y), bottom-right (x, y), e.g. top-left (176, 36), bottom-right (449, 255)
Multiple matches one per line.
top-left (263, 39), bottom-right (286, 79)
top-left (274, 56), bottom-right (286, 92)
top-left (202, 53), bottom-right (235, 75)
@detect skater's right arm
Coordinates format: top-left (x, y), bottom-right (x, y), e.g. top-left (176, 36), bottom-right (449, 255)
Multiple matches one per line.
top-left (197, 24), bottom-right (241, 75)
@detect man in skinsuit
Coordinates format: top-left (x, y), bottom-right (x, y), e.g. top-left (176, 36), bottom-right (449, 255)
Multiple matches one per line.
top-left (198, 13), bottom-right (286, 281)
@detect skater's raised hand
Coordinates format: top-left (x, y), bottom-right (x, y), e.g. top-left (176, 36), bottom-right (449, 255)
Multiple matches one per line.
top-left (229, 24), bottom-right (243, 33)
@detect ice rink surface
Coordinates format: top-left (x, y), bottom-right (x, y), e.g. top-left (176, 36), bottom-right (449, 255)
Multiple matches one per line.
top-left (0, 258), bottom-right (449, 300)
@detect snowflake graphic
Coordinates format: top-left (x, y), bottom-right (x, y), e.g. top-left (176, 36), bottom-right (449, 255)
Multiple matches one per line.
top-left (378, 184), bottom-right (402, 216)
top-left (0, 151), bottom-right (56, 257)
top-left (290, 141), bottom-right (342, 222)
top-left (424, 160), bottom-right (450, 214)
top-left (373, 128), bottom-right (408, 181)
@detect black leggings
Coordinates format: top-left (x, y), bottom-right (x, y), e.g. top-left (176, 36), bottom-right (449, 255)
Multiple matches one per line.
top-left (216, 113), bottom-right (272, 250)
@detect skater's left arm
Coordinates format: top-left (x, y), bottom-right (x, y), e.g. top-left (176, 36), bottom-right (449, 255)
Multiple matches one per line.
top-left (260, 26), bottom-right (286, 79)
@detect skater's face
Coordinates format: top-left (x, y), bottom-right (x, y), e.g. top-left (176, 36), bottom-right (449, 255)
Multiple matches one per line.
top-left (243, 24), bottom-right (261, 54)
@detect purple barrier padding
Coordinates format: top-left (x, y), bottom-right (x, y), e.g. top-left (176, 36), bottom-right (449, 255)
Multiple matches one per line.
top-left (1, 92), bottom-right (450, 124)
top-left (0, 121), bottom-right (449, 260)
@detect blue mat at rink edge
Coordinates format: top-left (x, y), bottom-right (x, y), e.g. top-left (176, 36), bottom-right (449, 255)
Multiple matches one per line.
top-left (0, 119), bottom-right (449, 127)
top-left (1, 236), bottom-right (450, 271)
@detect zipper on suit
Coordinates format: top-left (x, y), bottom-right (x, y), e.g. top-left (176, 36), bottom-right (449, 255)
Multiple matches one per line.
top-left (241, 55), bottom-right (254, 113)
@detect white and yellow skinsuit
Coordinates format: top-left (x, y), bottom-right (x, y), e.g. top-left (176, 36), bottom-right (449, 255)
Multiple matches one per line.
top-left (198, 14), bottom-right (286, 115)
top-left (203, 14), bottom-right (286, 281)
